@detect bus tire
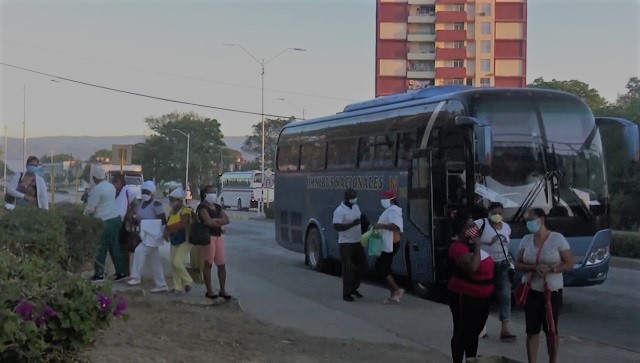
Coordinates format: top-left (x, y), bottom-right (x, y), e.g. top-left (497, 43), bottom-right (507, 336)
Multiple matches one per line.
top-left (305, 227), bottom-right (326, 272)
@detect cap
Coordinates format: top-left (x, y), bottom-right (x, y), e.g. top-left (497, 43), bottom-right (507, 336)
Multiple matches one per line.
top-left (141, 180), bottom-right (156, 194)
top-left (169, 188), bottom-right (186, 199)
top-left (92, 165), bottom-right (106, 180)
top-left (382, 190), bottom-right (396, 200)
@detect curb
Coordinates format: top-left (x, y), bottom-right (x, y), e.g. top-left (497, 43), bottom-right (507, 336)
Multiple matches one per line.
top-left (610, 256), bottom-right (640, 271)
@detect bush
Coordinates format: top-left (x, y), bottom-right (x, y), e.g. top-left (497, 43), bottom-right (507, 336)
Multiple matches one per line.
top-left (264, 204), bottom-right (275, 219)
top-left (0, 251), bottom-right (128, 362)
top-left (54, 202), bottom-right (105, 272)
top-left (611, 231), bottom-right (640, 258)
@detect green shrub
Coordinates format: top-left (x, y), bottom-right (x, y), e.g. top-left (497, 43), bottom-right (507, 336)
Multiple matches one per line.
top-left (54, 202), bottom-right (105, 272)
top-left (0, 251), bottom-right (127, 362)
top-left (611, 231), bottom-right (640, 258)
top-left (0, 206), bottom-right (68, 268)
top-left (264, 204), bottom-right (275, 219)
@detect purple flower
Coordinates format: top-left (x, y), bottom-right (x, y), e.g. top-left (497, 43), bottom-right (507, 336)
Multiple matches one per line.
top-left (96, 293), bottom-right (112, 312)
top-left (113, 296), bottom-right (128, 318)
top-left (43, 303), bottom-right (57, 318)
top-left (35, 315), bottom-right (47, 328)
top-left (14, 301), bottom-right (34, 321)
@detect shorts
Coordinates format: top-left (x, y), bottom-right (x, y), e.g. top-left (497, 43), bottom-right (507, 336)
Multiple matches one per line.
top-left (375, 242), bottom-right (400, 277)
top-left (201, 236), bottom-right (226, 266)
top-left (524, 289), bottom-right (562, 335)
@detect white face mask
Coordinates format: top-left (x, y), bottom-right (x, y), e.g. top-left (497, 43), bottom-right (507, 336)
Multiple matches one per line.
top-left (205, 193), bottom-right (218, 204)
top-left (380, 199), bottom-right (392, 209)
top-left (348, 198), bottom-right (357, 205)
top-left (141, 194), bottom-right (151, 202)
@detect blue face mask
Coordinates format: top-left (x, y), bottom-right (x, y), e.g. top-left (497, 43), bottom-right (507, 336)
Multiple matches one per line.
top-left (26, 165), bottom-right (40, 174)
top-left (526, 220), bottom-right (541, 234)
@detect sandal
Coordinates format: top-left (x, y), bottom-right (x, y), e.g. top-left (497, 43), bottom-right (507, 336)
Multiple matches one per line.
top-left (205, 293), bottom-right (218, 299)
top-left (500, 332), bottom-right (517, 340)
top-left (219, 293), bottom-right (233, 300)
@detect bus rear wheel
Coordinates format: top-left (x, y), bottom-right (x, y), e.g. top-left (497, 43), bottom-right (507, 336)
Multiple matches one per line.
top-left (305, 227), bottom-right (326, 272)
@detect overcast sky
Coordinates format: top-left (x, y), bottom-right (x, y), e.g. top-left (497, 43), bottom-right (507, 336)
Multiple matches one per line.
top-left (1, 0), bottom-right (638, 139)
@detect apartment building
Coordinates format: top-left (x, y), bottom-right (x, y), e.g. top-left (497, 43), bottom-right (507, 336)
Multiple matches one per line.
top-left (375, 0), bottom-right (527, 97)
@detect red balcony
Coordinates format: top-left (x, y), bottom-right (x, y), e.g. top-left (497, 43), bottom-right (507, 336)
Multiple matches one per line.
top-left (436, 11), bottom-right (467, 23)
top-left (377, 40), bottom-right (408, 59)
top-left (436, 29), bottom-right (466, 42)
top-left (495, 3), bottom-right (526, 21)
top-left (377, 3), bottom-right (408, 22)
top-left (435, 67), bottom-right (467, 78)
top-left (435, 0), bottom-right (466, 4)
top-left (436, 47), bottom-right (466, 60)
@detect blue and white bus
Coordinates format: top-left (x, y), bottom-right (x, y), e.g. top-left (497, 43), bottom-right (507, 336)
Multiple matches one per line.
top-left (274, 86), bottom-right (639, 295)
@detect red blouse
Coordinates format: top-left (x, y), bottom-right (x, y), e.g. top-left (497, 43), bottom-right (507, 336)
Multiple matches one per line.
top-left (447, 240), bottom-right (494, 298)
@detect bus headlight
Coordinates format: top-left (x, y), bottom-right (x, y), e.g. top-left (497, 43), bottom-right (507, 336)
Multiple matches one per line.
top-left (585, 246), bottom-right (609, 266)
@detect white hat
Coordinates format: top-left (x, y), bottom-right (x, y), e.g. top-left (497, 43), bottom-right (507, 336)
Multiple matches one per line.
top-left (91, 165), bottom-right (106, 180)
top-left (126, 186), bottom-right (140, 202)
top-left (169, 188), bottom-right (186, 199)
top-left (141, 180), bottom-right (156, 194)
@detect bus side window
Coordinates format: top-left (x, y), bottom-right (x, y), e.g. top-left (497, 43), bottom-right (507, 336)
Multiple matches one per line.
top-left (277, 144), bottom-right (300, 171)
top-left (300, 142), bottom-right (326, 171)
top-left (327, 139), bottom-right (357, 169)
top-left (397, 132), bottom-right (418, 169)
top-left (358, 135), bottom-right (395, 169)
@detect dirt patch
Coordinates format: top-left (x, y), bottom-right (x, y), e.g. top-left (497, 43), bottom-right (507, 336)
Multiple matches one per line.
top-left (82, 292), bottom-right (442, 363)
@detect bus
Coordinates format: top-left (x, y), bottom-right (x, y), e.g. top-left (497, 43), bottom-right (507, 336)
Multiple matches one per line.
top-left (274, 85), bottom-right (639, 295)
top-left (95, 164), bottom-right (144, 199)
top-left (218, 170), bottom-right (274, 210)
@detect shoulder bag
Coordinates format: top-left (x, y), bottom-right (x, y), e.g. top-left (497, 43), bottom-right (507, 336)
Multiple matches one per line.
top-left (188, 205), bottom-right (211, 246)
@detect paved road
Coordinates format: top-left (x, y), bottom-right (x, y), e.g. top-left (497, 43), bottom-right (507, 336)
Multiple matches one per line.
top-left (207, 215), bottom-right (639, 363)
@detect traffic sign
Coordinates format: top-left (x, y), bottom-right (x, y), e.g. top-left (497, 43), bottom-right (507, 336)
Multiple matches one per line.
top-left (265, 168), bottom-right (273, 178)
top-left (264, 177), bottom-right (274, 188)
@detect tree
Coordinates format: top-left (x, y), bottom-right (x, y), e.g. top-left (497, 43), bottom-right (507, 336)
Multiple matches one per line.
top-left (89, 149), bottom-right (112, 163)
top-left (242, 117), bottom-right (295, 170)
top-left (40, 153), bottom-right (75, 163)
top-left (132, 111), bottom-right (226, 194)
top-left (528, 77), bottom-right (608, 110)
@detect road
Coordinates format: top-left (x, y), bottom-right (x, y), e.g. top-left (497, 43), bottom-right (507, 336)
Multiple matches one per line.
top-left (212, 213), bottom-right (639, 363)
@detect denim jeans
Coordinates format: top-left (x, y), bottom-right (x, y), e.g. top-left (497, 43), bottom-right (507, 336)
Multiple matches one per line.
top-left (494, 260), bottom-right (512, 321)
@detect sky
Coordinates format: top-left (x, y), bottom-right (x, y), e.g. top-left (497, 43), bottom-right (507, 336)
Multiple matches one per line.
top-left (0, 0), bottom-right (638, 139)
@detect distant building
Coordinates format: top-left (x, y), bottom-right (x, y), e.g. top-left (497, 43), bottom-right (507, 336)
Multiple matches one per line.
top-left (375, 0), bottom-right (527, 97)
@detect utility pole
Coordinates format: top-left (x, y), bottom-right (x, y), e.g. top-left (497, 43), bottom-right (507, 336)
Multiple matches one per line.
top-left (3, 126), bottom-right (7, 194)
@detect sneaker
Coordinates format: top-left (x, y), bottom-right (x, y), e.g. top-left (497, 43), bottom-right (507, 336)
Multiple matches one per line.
top-left (150, 286), bottom-right (169, 293)
top-left (392, 288), bottom-right (405, 301)
top-left (90, 275), bottom-right (104, 283)
top-left (112, 274), bottom-right (128, 282)
top-left (352, 290), bottom-right (364, 298)
top-left (127, 278), bottom-right (141, 286)
top-left (343, 295), bottom-right (355, 302)
top-left (383, 297), bottom-right (400, 304)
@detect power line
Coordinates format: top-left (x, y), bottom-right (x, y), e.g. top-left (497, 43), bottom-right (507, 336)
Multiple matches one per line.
top-left (0, 62), bottom-right (292, 118)
top-left (2, 38), bottom-right (359, 102)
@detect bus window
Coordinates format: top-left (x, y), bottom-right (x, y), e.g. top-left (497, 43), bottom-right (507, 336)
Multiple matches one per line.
top-left (358, 135), bottom-right (396, 169)
top-left (327, 139), bottom-right (357, 169)
top-left (397, 132), bottom-right (418, 169)
top-left (409, 156), bottom-right (431, 235)
top-left (277, 144), bottom-right (300, 171)
top-left (300, 142), bottom-right (326, 171)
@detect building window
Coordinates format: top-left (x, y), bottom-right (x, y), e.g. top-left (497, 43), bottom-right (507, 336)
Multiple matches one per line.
top-left (454, 22), bottom-right (465, 30)
top-left (481, 40), bottom-right (491, 53)
top-left (480, 3), bottom-right (492, 16)
top-left (327, 139), bottom-right (357, 170)
top-left (454, 41), bottom-right (464, 49)
top-left (481, 59), bottom-right (491, 72)
top-left (481, 22), bottom-right (491, 34)
top-left (453, 4), bottom-right (465, 11)
top-left (453, 59), bottom-right (464, 68)
top-left (480, 78), bottom-right (491, 87)
top-left (453, 78), bottom-right (464, 85)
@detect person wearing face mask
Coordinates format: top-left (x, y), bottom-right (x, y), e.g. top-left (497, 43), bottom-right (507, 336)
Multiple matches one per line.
top-left (332, 188), bottom-right (366, 302)
top-left (128, 180), bottom-right (169, 292)
top-left (84, 165), bottom-right (127, 283)
top-left (474, 202), bottom-right (515, 340)
top-left (6, 156), bottom-right (49, 210)
top-left (447, 210), bottom-right (494, 363)
top-left (112, 172), bottom-right (139, 276)
top-left (516, 208), bottom-right (573, 363)
top-left (372, 190), bottom-right (404, 304)
top-left (165, 188), bottom-right (194, 295)
top-left (197, 185), bottom-right (231, 300)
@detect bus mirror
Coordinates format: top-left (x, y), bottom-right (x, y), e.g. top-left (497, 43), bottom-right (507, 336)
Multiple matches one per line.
top-left (595, 117), bottom-right (640, 163)
top-left (455, 116), bottom-right (494, 176)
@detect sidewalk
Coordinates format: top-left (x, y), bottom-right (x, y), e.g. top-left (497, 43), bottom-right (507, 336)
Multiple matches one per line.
top-left (611, 256), bottom-right (640, 271)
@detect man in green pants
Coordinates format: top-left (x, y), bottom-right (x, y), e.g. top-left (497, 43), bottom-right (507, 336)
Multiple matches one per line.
top-left (84, 165), bottom-right (127, 282)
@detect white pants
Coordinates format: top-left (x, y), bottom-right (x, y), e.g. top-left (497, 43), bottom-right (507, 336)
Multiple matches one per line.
top-left (131, 244), bottom-right (167, 288)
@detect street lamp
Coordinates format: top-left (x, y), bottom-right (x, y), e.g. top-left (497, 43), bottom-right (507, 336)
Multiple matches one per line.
top-left (277, 98), bottom-right (306, 120)
top-left (23, 79), bottom-right (60, 170)
top-left (171, 129), bottom-right (191, 200)
top-left (223, 44), bottom-right (306, 217)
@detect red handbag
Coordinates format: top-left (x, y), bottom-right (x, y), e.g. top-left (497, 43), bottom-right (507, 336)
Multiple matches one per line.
top-left (515, 238), bottom-right (546, 307)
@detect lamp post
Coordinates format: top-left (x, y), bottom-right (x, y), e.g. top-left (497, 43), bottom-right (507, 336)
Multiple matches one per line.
top-left (3, 126), bottom-right (7, 194)
top-left (277, 98), bottom-right (306, 120)
top-left (171, 129), bottom-right (191, 200)
top-left (223, 44), bottom-right (306, 217)
top-left (23, 79), bottom-right (60, 170)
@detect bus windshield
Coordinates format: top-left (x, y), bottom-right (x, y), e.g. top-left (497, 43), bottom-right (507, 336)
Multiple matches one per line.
top-left (472, 96), bottom-right (608, 220)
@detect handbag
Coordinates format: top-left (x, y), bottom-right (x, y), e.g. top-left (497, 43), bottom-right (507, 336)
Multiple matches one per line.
top-left (367, 229), bottom-right (383, 257)
top-left (514, 238), bottom-right (547, 307)
top-left (188, 206), bottom-right (211, 246)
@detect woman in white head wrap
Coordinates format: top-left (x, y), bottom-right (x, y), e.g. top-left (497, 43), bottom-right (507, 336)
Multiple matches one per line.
top-left (165, 188), bottom-right (194, 294)
top-left (128, 180), bottom-right (169, 292)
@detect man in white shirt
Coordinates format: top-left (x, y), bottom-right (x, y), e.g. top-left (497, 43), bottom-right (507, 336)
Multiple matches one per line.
top-left (84, 165), bottom-right (127, 283)
top-left (373, 190), bottom-right (404, 303)
top-left (6, 156), bottom-right (49, 210)
top-left (332, 188), bottom-right (366, 302)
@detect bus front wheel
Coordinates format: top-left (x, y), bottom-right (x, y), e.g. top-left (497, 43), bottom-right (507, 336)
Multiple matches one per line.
top-left (305, 227), bottom-right (327, 272)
